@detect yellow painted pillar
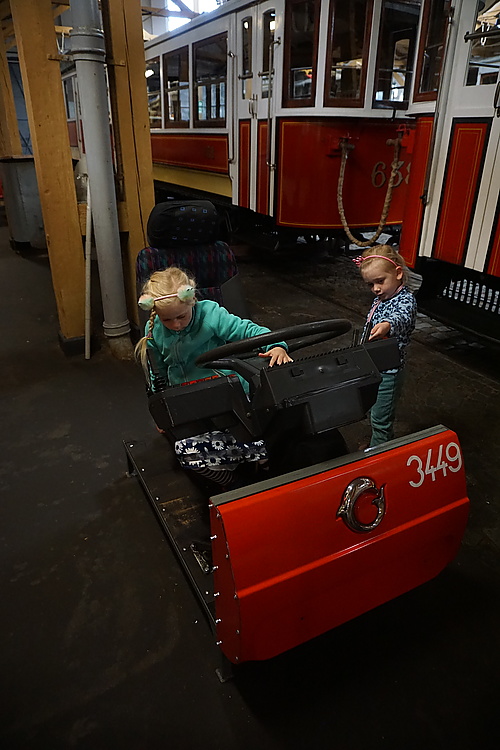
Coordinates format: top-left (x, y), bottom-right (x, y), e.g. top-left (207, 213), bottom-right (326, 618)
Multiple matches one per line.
top-left (101, 0), bottom-right (155, 325)
top-left (0, 32), bottom-right (22, 157)
top-left (10, 0), bottom-right (85, 343)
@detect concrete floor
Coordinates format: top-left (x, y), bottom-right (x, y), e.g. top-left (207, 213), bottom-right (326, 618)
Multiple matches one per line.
top-left (1, 220), bottom-right (500, 750)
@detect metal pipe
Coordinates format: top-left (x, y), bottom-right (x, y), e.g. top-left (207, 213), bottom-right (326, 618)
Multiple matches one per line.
top-left (84, 178), bottom-right (92, 359)
top-left (69, 0), bottom-right (130, 340)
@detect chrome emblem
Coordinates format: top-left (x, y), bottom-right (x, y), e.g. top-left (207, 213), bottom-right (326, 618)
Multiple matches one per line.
top-left (337, 477), bottom-right (386, 533)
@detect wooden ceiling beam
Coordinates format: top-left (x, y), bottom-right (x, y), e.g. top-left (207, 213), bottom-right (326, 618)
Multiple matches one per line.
top-left (171, 0), bottom-right (200, 16)
top-left (2, 1), bottom-right (71, 48)
top-left (141, 3), bottom-right (198, 20)
top-left (51, 2), bottom-right (70, 14)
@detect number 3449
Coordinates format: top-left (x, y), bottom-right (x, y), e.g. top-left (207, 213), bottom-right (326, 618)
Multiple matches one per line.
top-left (407, 442), bottom-right (463, 488)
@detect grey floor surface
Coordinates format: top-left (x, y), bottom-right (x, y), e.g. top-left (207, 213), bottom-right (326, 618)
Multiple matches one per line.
top-left (1, 223), bottom-right (499, 750)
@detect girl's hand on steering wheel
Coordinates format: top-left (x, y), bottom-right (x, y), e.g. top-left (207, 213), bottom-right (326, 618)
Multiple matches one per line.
top-left (368, 321), bottom-right (391, 341)
top-left (258, 346), bottom-right (293, 367)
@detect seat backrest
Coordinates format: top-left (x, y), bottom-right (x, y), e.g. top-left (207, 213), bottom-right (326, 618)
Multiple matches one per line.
top-left (137, 201), bottom-right (248, 320)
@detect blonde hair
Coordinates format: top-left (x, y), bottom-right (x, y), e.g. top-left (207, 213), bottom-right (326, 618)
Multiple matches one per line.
top-left (134, 267), bottom-right (196, 372)
top-left (359, 245), bottom-right (409, 284)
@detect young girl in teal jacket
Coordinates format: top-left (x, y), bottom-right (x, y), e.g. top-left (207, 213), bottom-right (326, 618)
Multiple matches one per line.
top-left (135, 267), bottom-right (292, 488)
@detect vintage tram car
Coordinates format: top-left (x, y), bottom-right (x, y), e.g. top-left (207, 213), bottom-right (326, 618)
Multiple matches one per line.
top-left (140, 0), bottom-right (500, 337)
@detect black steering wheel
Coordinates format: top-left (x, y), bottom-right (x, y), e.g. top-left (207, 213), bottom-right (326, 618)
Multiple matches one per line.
top-left (195, 319), bottom-right (352, 374)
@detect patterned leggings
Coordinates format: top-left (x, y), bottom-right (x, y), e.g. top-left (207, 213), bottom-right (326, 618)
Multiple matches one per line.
top-left (175, 430), bottom-right (268, 487)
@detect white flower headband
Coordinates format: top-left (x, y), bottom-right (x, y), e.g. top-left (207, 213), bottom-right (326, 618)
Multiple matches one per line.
top-left (138, 285), bottom-right (196, 311)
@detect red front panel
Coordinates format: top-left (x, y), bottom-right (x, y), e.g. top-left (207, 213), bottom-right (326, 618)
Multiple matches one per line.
top-left (211, 428), bottom-right (468, 663)
top-left (433, 119), bottom-right (490, 264)
top-left (238, 121), bottom-right (251, 208)
top-left (399, 116), bottom-right (434, 268)
top-left (276, 119), bottom-right (411, 229)
top-left (151, 133), bottom-right (229, 174)
top-left (256, 121), bottom-right (269, 215)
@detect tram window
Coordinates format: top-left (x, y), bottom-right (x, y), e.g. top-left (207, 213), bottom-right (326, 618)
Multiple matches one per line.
top-left (466, 0), bottom-right (500, 87)
top-left (324, 0), bottom-right (373, 107)
top-left (413, 0), bottom-right (448, 100)
top-left (163, 47), bottom-right (190, 126)
top-left (373, 0), bottom-right (422, 109)
top-left (283, 0), bottom-right (320, 107)
top-left (146, 57), bottom-right (162, 129)
top-left (63, 77), bottom-right (76, 120)
top-left (261, 10), bottom-right (276, 99)
top-left (193, 34), bottom-right (227, 126)
top-left (241, 17), bottom-right (253, 99)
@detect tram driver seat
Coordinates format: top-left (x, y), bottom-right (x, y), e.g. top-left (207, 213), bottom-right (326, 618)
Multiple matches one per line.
top-left (136, 200), bottom-right (248, 319)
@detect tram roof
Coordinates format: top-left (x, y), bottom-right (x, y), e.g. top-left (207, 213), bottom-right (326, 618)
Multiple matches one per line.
top-left (144, 0), bottom-right (258, 51)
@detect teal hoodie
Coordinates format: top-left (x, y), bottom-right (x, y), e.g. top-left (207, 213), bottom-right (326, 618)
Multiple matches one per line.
top-left (146, 299), bottom-right (287, 391)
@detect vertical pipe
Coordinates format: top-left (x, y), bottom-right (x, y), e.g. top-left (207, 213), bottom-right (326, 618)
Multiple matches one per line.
top-left (85, 178), bottom-right (92, 359)
top-left (69, 0), bottom-right (130, 340)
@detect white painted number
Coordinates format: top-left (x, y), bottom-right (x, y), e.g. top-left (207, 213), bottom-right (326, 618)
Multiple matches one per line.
top-left (371, 160), bottom-right (410, 188)
top-left (371, 161), bottom-right (386, 188)
top-left (407, 442), bottom-right (462, 488)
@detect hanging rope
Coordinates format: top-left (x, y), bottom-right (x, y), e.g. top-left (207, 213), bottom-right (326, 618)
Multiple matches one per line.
top-left (337, 135), bottom-right (403, 247)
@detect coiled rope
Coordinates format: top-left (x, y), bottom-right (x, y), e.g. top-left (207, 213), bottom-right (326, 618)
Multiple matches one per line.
top-left (337, 136), bottom-right (403, 247)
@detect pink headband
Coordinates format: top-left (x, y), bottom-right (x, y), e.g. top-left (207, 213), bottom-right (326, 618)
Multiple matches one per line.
top-left (352, 255), bottom-right (400, 268)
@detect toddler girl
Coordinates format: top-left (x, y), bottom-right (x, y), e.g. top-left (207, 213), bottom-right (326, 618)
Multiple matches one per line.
top-left (135, 267), bottom-right (292, 487)
top-left (356, 245), bottom-right (417, 447)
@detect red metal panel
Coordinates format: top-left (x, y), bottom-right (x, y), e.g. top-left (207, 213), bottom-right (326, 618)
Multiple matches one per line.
top-left (151, 133), bottom-right (229, 174)
top-left (276, 119), bottom-right (410, 229)
top-left (433, 120), bottom-right (490, 264)
top-left (211, 429), bottom-right (468, 663)
top-left (238, 121), bottom-right (251, 208)
top-left (399, 117), bottom-right (434, 268)
top-left (256, 121), bottom-right (269, 215)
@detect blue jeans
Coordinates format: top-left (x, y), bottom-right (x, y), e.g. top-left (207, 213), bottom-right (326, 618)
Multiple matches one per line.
top-left (370, 369), bottom-right (405, 447)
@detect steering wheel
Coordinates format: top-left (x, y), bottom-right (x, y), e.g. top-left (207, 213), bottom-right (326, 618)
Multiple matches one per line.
top-left (195, 319), bottom-right (352, 374)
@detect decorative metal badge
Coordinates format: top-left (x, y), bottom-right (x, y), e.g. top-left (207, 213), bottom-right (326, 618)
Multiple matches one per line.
top-left (337, 477), bottom-right (386, 533)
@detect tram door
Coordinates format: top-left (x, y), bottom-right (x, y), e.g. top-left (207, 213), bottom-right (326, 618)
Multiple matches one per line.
top-left (235, 3), bottom-right (279, 216)
top-left (422, 0), bottom-right (500, 277)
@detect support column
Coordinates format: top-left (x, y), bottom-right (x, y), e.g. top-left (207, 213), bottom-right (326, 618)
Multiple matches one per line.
top-left (70, 0), bottom-right (131, 346)
top-left (101, 0), bottom-right (155, 326)
top-left (9, 0), bottom-right (85, 345)
top-left (0, 33), bottom-right (22, 157)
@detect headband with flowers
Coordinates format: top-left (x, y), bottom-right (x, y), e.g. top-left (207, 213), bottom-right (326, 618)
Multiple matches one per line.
top-left (352, 254), bottom-right (400, 268)
top-left (138, 285), bottom-right (196, 311)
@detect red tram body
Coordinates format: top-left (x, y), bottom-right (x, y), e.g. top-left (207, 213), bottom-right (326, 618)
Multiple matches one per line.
top-left (139, 0), bottom-right (500, 337)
